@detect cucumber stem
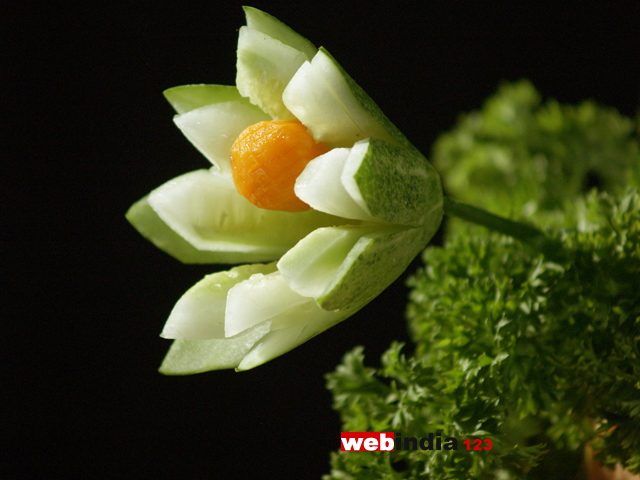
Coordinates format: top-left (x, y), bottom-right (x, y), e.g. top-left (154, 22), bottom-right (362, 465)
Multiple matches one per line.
top-left (443, 196), bottom-right (569, 261)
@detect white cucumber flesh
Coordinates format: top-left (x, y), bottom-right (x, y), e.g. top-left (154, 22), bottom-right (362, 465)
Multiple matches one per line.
top-left (161, 263), bottom-right (277, 340)
top-left (126, 195), bottom-right (279, 264)
top-left (173, 99), bottom-right (269, 177)
top-left (236, 305), bottom-right (354, 371)
top-left (236, 26), bottom-right (312, 120)
top-left (224, 271), bottom-right (311, 337)
top-left (243, 7), bottom-right (316, 59)
top-left (158, 322), bottom-right (272, 375)
top-left (282, 48), bottom-right (411, 149)
top-left (147, 169), bottom-right (343, 259)
top-left (163, 84), bottom-right (244, 114)
top-left (294, 148), bottom-right (376, 221)
top-left (277, 225), bottom-right (379, 299)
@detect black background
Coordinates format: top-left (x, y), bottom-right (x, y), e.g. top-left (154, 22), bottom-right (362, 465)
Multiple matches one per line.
top-left (5, 1), bottom-right (639, 478)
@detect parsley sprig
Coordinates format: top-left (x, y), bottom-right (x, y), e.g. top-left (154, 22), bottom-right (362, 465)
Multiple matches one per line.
top-left (325, 82), bottom-right (640, 479)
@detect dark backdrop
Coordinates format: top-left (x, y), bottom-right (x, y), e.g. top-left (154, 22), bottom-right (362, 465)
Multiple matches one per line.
top-left (5, 1), bottom-right (638, 478)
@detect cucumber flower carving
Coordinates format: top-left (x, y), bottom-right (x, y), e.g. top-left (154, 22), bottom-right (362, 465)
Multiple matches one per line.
top-left (126, 7), bottom-right (443, 373)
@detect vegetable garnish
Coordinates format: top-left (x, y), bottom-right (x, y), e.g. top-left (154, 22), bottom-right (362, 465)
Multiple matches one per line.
top-left (230, 120), bottom-right (329, 212)
top-left (126, 7), bottom-right (443, 372)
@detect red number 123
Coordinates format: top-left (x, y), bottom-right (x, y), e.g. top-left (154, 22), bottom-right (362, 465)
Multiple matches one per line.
top-left (463, 439), bottom-right (492, 450)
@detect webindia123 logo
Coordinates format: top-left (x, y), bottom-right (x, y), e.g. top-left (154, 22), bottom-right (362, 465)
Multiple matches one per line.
top-left (340, 432), bottom-right (492, 452)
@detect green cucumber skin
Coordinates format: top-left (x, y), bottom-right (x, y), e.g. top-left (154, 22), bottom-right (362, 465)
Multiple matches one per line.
top-left (351, 138), bottom-right (444, 227)
top-left (277, 225), bottom-right (381, 299)
top-left (318, 225), bottom-right (439, 311)
top-left (282, 48), bottom-right (414, 151)
top-left (317, 47), bottom-right (412, 149)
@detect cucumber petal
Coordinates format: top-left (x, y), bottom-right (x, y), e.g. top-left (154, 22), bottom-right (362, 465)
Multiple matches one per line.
top-left (163, 84), bottom-right (244, 114)
top-left (161, 263), bottom-right (277, 340)
top-left (173, 100), bottom-right (269, 177)
top-left (126, 195), bottom-right (269, 264)
top-left (236, 305), bottom-right (354, 371)
top-left (281, 225), bottom-right (438, 311)
top-left (225, 271), bottom-right (311, 337)
top-left (243, 7), bottom-right (316, 60)
top-left (317, 226), bottom-right (437, 311)
top-left (294, 148), bottom-right (377, 221)
top-left (236, 26), bottom-right (311, 120)
top-left (158, 322), bottom-right (272, 375)
top-left (147, 169), bottom-right (344, 261)
top-left (282, 48), bottom-right (411, 149)
top-left (277, 225), bottom-right (380, 299)
top-left (295, 139), bottom-right (443, 226)
top-left (342, 138), bottom-right (444, 227)
top-left (141, 8), bottom-right (449, 374)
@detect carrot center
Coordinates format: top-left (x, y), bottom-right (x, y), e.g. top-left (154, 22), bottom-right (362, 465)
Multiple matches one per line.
top-left (230, 120), bottom-right (330, 212)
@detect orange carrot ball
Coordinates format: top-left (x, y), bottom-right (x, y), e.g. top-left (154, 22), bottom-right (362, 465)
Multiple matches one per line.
top-left (230, 120), bottom-right (330, 212)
